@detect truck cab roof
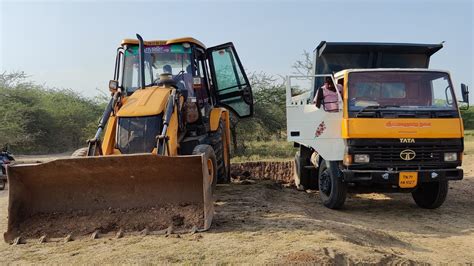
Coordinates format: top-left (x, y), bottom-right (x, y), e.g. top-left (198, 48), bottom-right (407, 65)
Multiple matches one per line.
top-left (334, 68), bottom-right (450, 79)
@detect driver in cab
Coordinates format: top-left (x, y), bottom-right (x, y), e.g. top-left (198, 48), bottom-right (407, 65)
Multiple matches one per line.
top-left (313, 77), bottom-right (342, 112)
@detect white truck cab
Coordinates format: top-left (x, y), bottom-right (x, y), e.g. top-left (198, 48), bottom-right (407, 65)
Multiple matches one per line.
top-left (287, 42), bottom-right (469, 209)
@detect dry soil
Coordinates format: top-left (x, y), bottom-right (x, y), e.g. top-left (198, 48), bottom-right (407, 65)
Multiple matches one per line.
top-left (0, 156), bottom-right (473, 264)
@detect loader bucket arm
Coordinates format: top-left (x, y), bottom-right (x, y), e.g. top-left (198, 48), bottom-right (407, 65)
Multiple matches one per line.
top-left (4, 154), bottom-right (213, 242)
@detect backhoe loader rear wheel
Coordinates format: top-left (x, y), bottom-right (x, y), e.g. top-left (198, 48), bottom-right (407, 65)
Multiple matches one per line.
top-left (209, 120), bottom-right (230, 183)
top-left (71, 147), bottom-right (88, 157)
top-left (318, 159), bottom-right (347, 209)
top-left (412, 180), bottom-right (448, 209)
top-left (192, 144), bottom-right (217, 192)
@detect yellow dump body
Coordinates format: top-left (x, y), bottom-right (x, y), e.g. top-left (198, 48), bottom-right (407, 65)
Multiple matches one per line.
top-left (4, 154), bottom-right (213, 243)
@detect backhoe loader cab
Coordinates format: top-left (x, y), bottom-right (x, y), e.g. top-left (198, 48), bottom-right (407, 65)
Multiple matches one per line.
top-left (4, 35), bottom-right (253, 243)
top-left (288, 41), bottom-right (469, 210)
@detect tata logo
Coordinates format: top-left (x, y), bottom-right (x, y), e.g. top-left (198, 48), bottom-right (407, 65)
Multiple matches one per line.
top-left (400, 138), bottom-right (415, 143)
top-left (400, 149), bottom-right (416, 161)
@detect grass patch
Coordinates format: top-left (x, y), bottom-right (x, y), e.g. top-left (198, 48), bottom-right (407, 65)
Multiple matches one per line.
top-left (464, 130), bottom-right (474, 155)
top-left (231, 140), bottom-right (296, 163)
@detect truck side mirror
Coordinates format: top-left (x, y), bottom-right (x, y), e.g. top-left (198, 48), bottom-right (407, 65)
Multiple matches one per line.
top-left (461, 83), bottom-right (469, 103)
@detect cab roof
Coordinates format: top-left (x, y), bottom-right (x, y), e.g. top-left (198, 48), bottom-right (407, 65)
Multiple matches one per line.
top-left (334, 68), bottom-right (450, 78)
top-left (121, 37), bottom-right (206, 49)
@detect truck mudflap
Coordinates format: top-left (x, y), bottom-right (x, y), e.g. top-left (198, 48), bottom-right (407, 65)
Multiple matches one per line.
top-left (342, 168), bottom-right (463, 184)
top-left (4, 154), bottom-right (213, 243)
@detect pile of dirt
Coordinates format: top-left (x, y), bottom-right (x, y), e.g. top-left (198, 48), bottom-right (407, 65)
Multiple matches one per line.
top-left (230, 161), bottom-right (294, 183)
top-left (12, 204), bottom-right (204, 239)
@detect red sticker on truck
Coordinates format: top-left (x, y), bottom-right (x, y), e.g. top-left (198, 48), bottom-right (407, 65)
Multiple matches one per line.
top-left (315, 121), bottom-right (326, 138)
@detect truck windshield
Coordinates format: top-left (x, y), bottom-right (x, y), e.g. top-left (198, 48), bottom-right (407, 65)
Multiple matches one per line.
top-left (122, 44), bottom-right (192, 95)
top-left (348, 71), bottom-right (456, 112)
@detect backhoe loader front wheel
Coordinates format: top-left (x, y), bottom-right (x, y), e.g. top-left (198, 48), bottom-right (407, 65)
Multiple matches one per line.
top-left (193, 144), bottom-right (217, 192)
top-left (209, 120), bottom-right (230, 183)
top-left (71, 147), bottom-right (88, 157)
top-left (412, 181), bottom-right (448, 209)
top-left (318, 159), bottom-right (347, 209)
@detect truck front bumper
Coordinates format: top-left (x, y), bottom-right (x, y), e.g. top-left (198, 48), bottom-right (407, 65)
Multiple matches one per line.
top-left (342, 168), bottom-right (463, 184)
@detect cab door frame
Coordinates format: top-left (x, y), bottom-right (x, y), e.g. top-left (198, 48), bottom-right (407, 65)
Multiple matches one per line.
top-left (206, 42), bottom-right (253, 118)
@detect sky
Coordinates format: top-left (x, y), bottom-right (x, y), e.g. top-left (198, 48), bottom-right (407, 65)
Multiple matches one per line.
top-left (1, 0), bottom-right (473, 100)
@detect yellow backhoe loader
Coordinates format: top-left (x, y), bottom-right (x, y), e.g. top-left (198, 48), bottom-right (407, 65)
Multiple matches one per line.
top-left (4, 34), bottom-right (253, 243)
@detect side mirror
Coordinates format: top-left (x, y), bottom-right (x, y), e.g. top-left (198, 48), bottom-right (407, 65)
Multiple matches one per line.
top-left (109, 80), bottom-right (119, 92)
top-left (461, 83), bottom-right (469, 103)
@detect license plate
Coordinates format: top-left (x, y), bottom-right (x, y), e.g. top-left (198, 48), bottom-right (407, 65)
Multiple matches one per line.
top-left (399, 172), bottom-right (418, 188)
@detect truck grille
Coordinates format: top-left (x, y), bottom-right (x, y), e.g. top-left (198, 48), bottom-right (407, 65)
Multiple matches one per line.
top-left (347, 138), bottom-right (463, 169)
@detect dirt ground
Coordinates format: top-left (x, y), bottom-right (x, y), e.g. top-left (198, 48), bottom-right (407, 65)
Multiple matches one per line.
top-left (0, 156), bottom-right (473, 264)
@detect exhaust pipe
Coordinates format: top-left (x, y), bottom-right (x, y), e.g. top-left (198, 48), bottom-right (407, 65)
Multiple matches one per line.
top-left (136, 33), bottom-right (146, 89)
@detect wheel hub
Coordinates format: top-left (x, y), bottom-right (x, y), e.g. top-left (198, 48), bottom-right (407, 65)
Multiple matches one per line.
top-left (320, 170), bottom-right (331, 195)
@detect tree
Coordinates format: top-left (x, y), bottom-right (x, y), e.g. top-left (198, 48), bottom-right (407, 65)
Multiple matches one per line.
top-left (0, 71), bottom-right (105, 154)
top-left (292, 50), bottom-right (313, 76)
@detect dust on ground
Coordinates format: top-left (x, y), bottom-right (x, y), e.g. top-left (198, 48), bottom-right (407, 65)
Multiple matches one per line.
top-left (0, 156), bottom-right (473, 264)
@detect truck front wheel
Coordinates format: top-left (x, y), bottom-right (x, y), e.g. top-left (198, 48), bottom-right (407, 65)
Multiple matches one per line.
top-left (318, 159), bottom-right (347, 209)
top-left (412, 181), bottom-right (448, 209)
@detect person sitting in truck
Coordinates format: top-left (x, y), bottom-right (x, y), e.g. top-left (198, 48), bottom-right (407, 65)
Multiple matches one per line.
top-left (313, 77), bottom-right (342, 112)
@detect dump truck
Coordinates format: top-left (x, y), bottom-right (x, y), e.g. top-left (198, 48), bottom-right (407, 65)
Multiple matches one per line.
top-left (287, 41), bottom-right (469, 209)
top-left (4, 35), bottom-right (253, 243)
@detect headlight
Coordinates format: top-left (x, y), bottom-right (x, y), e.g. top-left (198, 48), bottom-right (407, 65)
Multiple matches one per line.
top-left (354, 154), bottom-right (370, 163)
top-left (444, 152), bottom-right (457, 162)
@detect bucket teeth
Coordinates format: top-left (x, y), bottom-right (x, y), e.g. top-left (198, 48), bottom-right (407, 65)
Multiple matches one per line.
top-left (115, 229), bottom-right (124, 239)
top-left (91, 230), bottom-right (100, 240)
top-left (165, 226), bottom-right (174, 237)
top-left (64, 234), bottom-right (73, 243)
top-left (141, 228), bottom-right (149, 236)
top-left (38, 235), bottom-right (47, 244)
top-left (12, 236), bottom-right (23, 245)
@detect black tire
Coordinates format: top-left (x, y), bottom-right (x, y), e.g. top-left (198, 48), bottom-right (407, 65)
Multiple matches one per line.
top-left (412, 181), bottom-right (448, 209)
top-left (294, 146), bottom-right (318, 190)
top-left (318, 159), bottom-right (347, 209)
top-left (192, 144), bottom-right (218, 192)
top-left (0, 180), bottom-right (5, 190)
top-left (71, 147), bottom-right (88, 157)
top-left (209, 120), bottom-right (230, 183)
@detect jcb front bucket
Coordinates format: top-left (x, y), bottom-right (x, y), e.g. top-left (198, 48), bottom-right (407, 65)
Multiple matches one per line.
top-left (4, 154), bottom-right (213, 243)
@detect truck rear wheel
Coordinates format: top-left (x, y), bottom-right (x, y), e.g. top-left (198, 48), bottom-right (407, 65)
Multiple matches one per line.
top-left (412, 181), bottom-right (448, 209)
top-left (193, 144), bottom-right (217, 192)
top-left (294, 146), bottom-right (318, 190)
top-left (318, 159), bottom-right (347, 209)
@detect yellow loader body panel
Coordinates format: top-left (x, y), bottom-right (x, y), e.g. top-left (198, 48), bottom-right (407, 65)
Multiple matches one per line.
top-left (4, 154), bottom-right (213, 243)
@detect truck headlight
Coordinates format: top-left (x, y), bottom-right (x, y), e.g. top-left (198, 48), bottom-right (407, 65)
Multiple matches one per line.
top-left (444, 152), bottom-right (457, 162)
top-left (354, 154), bottom-right (370, 163)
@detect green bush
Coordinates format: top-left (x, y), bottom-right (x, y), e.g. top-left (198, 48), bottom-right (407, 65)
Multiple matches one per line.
top-left (461, 108), bottom-right (474, 130)
top-left (0, 72), bottom-right (105, 154)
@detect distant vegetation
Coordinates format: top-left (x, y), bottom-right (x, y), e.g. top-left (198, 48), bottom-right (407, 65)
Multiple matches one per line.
top-left (461, 109), bottom-right (474, 130)
top-left (1, 64), bottom-right (473, 157)
top-left (0, 72), bottom-right (105, 154)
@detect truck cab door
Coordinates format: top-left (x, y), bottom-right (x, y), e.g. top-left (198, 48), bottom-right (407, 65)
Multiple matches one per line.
top-left (207, 43), bottom-right (253, 118)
